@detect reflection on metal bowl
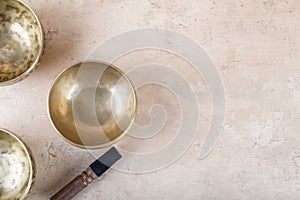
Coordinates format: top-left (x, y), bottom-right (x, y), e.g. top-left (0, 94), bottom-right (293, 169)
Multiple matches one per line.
top-left (0, 0), bottom-right (44, 85)
top-left (48, 62), bottom-right (136, 149)
top-left (0, 128), bottom-right (35, 200)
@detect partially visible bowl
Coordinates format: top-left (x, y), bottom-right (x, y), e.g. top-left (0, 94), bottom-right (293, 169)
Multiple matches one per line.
top-left (0, 128), bottom-right (35, 200)
top-left (0, 0), bottom-right (44, 86)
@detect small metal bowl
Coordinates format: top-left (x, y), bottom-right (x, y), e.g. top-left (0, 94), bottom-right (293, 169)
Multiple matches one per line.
top-left (48, 62), bottom-right (137, 149)
top-left (0, 128), bottom-right (35, 200)
top-left (0, 0), bottom-right (44, 86)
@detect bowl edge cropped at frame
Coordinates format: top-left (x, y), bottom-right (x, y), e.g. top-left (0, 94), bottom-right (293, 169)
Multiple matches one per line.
top-left (0, 0), bottom-right (45, 86)
top-left (0, 128), bottom-right (36, 200)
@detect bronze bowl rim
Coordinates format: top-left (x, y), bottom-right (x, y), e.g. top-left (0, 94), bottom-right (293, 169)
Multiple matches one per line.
top-left (47, 61), bottom-right (137, 149)
top-left (0, 128), bottom-right (35, 200)
top-left (0, 0), bottom-right (45, 86)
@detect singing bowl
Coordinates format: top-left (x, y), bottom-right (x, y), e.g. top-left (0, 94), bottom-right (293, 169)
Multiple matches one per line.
top-left (0, 0), bottom-right (44, 85)
top-left (48, 62), bottom-right (137, 149)
top-left (0, 129), bottom-right (35, 200)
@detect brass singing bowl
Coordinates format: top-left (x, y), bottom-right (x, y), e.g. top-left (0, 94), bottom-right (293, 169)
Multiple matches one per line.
top-left (0, 128), bottom-right (35, 200)
top-left (0, 0), bottom-right (44, 85)
top-left (48, 62), bottom-right (137, 149)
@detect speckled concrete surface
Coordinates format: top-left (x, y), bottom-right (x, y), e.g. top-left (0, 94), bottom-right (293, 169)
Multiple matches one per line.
top-left (0, 0), bottom-right (299, 199)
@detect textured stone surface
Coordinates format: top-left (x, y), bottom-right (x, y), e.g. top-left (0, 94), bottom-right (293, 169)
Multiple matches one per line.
top-left (0, 0), bottom-right (299, 199)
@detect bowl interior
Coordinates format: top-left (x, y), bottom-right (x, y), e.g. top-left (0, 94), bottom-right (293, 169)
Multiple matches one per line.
top-left (0, 0), bottom-right (43, 84)
top-left (0, 129), bottom-right (34, 200)
top-left (48, 62), bottom-right (136, 148)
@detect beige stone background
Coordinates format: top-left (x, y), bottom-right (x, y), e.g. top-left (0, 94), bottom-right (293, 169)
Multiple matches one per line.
top-left (0, 0), bottom-right (300, 199)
